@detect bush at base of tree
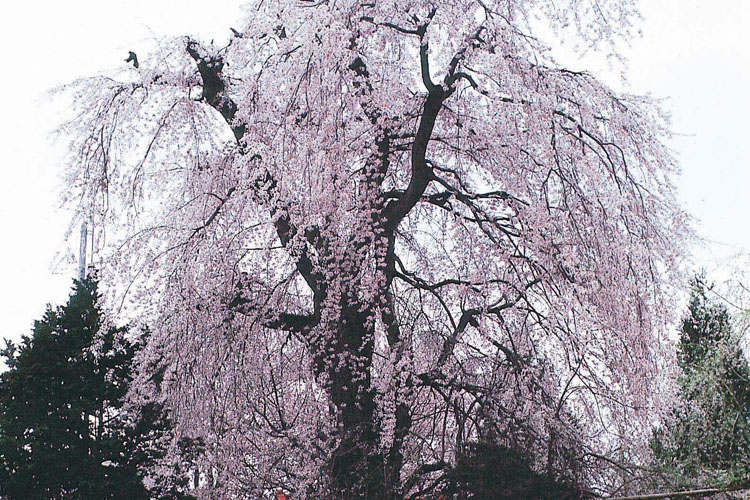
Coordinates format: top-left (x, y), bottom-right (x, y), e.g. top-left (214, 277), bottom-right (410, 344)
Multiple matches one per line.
top-left (438, 441), bottom-right (587, 499)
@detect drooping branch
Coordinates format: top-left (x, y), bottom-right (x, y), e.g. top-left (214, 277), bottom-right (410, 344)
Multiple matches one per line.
top-left (191, 186), bottom-right (236, 237)
top-left (185, 39), bottom-right (324, 328)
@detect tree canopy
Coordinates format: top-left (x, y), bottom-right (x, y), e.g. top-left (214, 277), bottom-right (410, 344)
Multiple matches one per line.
top-left (59, 0), bottom-right (688, 497)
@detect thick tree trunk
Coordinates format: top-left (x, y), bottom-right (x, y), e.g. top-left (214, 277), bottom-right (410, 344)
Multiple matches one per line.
top-left (185, 41), bottom-right (412, 497)
top-left (313, 298), bottom-right (392, 498)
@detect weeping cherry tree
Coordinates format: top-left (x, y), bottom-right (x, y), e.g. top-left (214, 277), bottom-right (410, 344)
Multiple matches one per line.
top-left (59, 0), bottom-right (687, 497)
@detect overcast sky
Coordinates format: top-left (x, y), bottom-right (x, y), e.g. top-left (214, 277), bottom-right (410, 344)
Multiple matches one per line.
top-left (0, 0), bottom-right (748, 344)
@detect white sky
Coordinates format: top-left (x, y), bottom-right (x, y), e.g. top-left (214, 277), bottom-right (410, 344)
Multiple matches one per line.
top-left (0, 0), bottom-right (748, 345)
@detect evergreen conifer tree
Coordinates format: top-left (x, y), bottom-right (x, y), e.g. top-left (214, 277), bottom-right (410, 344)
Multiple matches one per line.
top-left (652, 276), bottom-right (750, 486)
top-left (0, 277), bottom-right (195, 499)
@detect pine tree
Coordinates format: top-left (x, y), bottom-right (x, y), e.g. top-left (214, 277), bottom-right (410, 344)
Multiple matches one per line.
top-left (0, 277), bottom-right (195, 499)
top-left (653, 276), bottom-right (750, 485)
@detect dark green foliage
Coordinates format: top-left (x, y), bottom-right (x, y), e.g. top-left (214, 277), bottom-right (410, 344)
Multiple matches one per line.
top-left (0, 276), bottom-right (194, 500)
top-left (678, 276), bottom-right (732, 369)
top-left (652, 275), bottom-right (750, 484)
top-left (439, 441), bottom-right (585, 499)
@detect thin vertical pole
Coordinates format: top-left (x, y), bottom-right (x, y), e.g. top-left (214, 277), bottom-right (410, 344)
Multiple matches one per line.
top-left (78, 222), bottom-right (88, 280)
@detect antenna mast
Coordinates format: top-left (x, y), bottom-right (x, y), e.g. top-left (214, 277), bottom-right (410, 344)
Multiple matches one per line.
top-left (78, 222), bottom-right (88, 280)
